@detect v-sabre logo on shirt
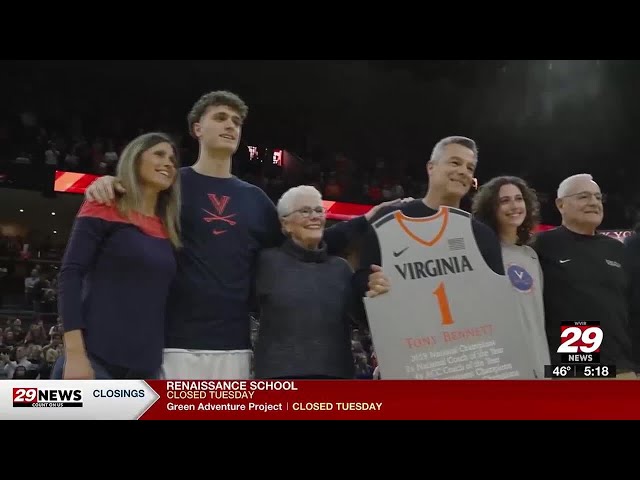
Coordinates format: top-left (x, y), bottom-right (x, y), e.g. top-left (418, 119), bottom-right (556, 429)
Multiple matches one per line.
top-left (202, 193), bottom-right (236, 235)
top-left (506, 264), bottom-right (534, 293)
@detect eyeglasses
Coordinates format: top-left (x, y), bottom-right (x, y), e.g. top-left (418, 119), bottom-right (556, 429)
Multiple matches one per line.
top-left (562, 191), bottom-right (606, 203)
top-left (285, 206), bottom-right (327, 218)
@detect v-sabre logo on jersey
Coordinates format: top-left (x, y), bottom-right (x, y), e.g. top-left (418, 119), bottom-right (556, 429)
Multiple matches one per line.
top-left (12, 388), bottom-right (83, 408)
top-left (395, 255), bottom-right (473, 280)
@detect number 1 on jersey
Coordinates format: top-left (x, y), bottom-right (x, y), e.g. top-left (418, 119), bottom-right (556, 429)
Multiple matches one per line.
top-left (433, 282), bottom-right (454, 325)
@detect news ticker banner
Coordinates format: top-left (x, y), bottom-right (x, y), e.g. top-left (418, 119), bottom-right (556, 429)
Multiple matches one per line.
top-left (3, 379), bottom-right (640, 420)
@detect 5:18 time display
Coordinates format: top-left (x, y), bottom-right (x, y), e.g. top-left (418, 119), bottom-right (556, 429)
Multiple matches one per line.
top-left (576, 365), bottom-right (616, 378)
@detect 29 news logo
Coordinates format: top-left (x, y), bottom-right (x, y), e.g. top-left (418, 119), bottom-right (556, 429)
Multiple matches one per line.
top-left (12, 388), bottom-right (83, 408)
top-left (558, 321), bottom-right (602, 363)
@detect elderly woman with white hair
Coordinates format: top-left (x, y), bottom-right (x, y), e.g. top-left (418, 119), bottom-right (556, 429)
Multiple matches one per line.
top-left (252, 185), bottom-right (380, 379)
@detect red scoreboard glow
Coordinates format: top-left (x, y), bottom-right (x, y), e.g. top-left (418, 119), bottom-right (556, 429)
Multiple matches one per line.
top-left (52, 170), bottom-right (559, 229)
top-left (54, 171), bottom-right (100, 194)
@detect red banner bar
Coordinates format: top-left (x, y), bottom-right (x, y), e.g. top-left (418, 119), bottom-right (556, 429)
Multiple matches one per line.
top-left (54, 171), bottom-right (595, 234)
top-left (141, 380), bottom-right (640, 420)
top-left (54, 170), bottom-right (100, 194)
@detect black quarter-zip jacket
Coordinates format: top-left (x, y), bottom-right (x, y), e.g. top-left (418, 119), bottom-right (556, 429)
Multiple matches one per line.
top-left (530, 226), bottom-right (634, 371)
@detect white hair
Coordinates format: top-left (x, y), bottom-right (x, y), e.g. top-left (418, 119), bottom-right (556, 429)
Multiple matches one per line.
top-left (430, 136), bottom-right (478, 164)
top-left (557, 173), bottom-right (596, 198)
top-left (276, 185), bottom-right (323, 218)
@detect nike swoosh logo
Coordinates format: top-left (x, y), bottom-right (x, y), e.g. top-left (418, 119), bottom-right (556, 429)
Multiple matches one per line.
top-left (559, 259), bottom-right (571, 263)
top-left (393, 247), bottom-right (409, 257)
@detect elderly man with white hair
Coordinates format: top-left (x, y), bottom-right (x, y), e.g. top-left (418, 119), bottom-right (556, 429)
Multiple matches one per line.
top-left (530, 173), bottom-right (636, 378)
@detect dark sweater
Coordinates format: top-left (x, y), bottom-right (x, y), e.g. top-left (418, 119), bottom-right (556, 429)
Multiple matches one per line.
top-left (58, 202), bottom-right (177, 372)
top-left (253, 238), bottom-right (355, 379)
top-left (531, 226), bottom-right (634, 370)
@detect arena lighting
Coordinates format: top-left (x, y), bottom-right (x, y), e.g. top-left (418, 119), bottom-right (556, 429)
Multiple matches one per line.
top-left (247, 146), bottom-right (283, 165)
top-left (272, 149), bottom-right (283, 166)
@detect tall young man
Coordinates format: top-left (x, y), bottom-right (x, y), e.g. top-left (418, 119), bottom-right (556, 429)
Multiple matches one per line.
top-left (85, 90), bottom-right (395, 379)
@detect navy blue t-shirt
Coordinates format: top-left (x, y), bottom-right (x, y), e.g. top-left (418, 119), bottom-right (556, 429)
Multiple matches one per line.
top-left (165, 168), bottom-right (281, 350)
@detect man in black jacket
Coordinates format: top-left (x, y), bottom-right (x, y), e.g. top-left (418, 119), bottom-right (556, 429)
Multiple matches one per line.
top-left (531, 173), bottom-right (636, 378)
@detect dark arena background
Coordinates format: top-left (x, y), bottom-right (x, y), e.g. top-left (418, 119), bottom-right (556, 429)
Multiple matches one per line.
top-left (1, 59), bottom-right (639, 380)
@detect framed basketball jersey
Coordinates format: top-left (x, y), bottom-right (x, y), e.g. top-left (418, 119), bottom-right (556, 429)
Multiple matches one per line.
top-left (364, 206), bottom-right (537, 380)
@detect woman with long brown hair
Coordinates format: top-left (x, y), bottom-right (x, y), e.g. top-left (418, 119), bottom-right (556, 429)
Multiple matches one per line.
top-left (53, 132), bottom-right (181, 379)
top-left (472, 175), bottom-right (550, 378)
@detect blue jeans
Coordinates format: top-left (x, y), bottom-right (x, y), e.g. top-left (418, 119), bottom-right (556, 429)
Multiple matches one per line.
top-left (51, 353), bottom-right (159, 380)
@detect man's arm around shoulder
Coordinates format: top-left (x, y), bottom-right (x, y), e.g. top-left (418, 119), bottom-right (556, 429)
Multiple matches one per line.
top-left (471, 219), bottom-right (505, 275)
top-left (352, 223), bottom-right (382, 298)
top-left (324, 199), bottom-right (411, 256)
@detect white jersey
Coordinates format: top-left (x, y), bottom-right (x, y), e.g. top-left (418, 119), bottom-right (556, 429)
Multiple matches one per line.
top-left (364, 206), bottom-right (537, 380)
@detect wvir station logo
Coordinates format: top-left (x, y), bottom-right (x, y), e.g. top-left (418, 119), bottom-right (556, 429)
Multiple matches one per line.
top-left (544, 320), bottom-right (616, 378)
top-left (13, 387), bottom-right (83, 408)
top-left (558, 321), bottom-right (602, 363)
